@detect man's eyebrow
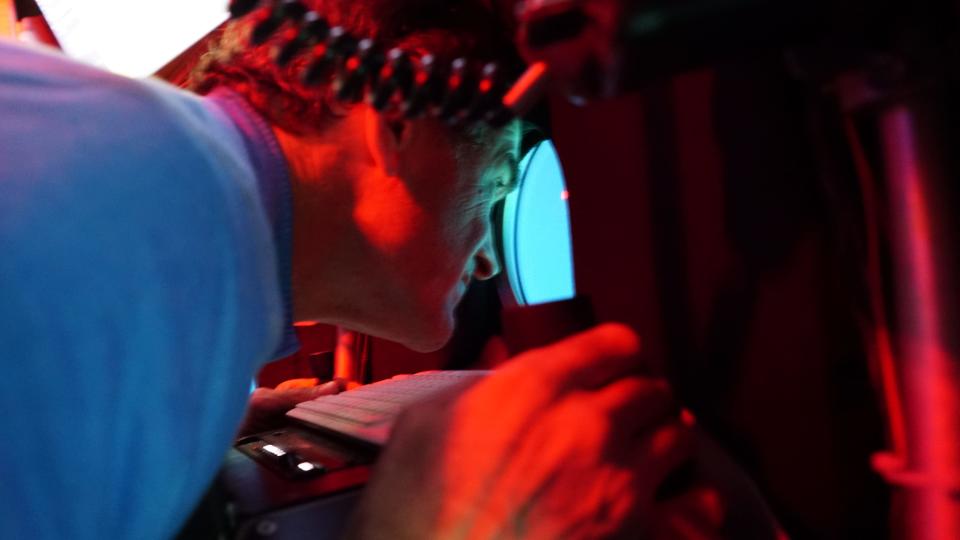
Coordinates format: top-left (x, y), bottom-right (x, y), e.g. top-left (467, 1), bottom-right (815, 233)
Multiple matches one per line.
top-left (489, 144), bottom-right (519, 192)
top-left (504, 151), bottom-right (520, 192)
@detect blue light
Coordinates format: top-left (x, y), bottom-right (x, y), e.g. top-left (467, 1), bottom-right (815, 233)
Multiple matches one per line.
top-left (502, 140), bottom-right (576, 306)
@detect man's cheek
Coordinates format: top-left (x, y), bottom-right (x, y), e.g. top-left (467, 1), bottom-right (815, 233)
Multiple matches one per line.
top-left (354, 179), bottom-right (422, 252)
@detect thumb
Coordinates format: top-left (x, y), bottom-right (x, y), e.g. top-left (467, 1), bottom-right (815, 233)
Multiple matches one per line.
top-left (300, 380), bottom-right (343, 401)
top-left (277, 380), bottom-right (343, 405)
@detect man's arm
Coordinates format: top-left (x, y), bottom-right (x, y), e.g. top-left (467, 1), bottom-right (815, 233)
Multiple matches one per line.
top-left (0, 40), bottom-right (285, 539)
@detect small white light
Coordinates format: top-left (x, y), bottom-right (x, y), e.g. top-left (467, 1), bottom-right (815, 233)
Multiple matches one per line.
top-left (262, 444), bottom-right (286, 457)
top-left (297, 462), bottom-right (316, 472)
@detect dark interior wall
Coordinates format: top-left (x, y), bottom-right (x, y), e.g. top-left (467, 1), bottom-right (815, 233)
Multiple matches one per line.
top-left (551, 59), bottom-right (888, 536)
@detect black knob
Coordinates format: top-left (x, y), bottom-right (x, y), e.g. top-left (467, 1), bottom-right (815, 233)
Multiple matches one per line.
top-left (403, 54), bottom-right (447, 118)
top-left (251, 14), bottom-right (284, 45)
top-left (302, 11), bottom-right (331, 41)
top-left (356, 39), bottom-right (385, 75)
top-left (303, 50), bottom-right (337, 86)
top-left (326, 27), bottom-right (358, 57)
top-left (229, 0), bottom-right (262, 18)
top-left (464, 62), bottom-right (509, 124)
top-left (278, 0), bottom-right (306, 20)
top-left (371, 48), bottom-right (414, 111)
top-left (333, 39), bottom-right (384, 103)
top-left (251, 1), bottom-right (308, 45)
top-left (438, 58), bottom-right (477, 123)
top-left (333, 61), bottom-right (367, 103)
top-left (275, 11), bottom-right (330, 66)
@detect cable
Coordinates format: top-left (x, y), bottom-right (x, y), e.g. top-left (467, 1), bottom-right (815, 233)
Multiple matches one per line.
top-left (228, 0), bottom-right (545, 127)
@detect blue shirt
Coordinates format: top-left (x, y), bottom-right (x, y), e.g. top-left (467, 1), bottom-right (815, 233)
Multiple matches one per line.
top-left (0, 39), bottom-right (297, 539)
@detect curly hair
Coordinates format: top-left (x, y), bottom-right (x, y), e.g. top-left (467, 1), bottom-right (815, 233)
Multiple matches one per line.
top-left (189, 0), bottom-right (519, 135)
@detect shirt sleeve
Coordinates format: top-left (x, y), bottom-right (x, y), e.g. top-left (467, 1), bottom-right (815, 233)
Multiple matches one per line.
top-left (0, 40), bottom-right (283, 540)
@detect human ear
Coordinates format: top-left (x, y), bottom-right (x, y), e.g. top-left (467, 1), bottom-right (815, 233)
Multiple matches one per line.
top-left (364, 107), bottom-right (409, 177)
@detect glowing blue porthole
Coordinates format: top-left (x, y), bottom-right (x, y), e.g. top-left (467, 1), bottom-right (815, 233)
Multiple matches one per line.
top-left (502, 140), bottom-right (576, 306)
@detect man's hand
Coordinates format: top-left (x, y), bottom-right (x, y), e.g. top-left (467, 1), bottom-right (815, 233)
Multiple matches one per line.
top-left (238, 380), bottom-right (343, 437)
top-left (347, 323), bottom-right (727, 539)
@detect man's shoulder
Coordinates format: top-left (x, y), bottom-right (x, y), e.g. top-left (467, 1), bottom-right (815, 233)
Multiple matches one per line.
top-left (0, 40), bottom-right (264, 268)
top-left (0, 38), bottom-right (164, 120)
top-left (0, 38), bottom-right (234, 158)
top-left (0, 40), bottom-right (249, 199)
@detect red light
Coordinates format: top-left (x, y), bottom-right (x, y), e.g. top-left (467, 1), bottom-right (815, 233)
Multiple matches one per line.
top-left (502, 62), bottom-right (548, 114)
top-left (346, 57), bottom-right (360, 71)
top-left (479, 79), bottom-right (492, 94)
top-left (880, 107), bottom-right (960, 540)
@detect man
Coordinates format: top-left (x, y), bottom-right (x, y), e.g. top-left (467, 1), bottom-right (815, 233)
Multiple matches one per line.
top-left (0, 0), bottom-right (776, 538)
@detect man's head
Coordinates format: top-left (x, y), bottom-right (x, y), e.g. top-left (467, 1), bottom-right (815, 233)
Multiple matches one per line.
top-left (191, 0), bottom-right (519, 132)
top-left (192, 0), bottom-right (522, 351)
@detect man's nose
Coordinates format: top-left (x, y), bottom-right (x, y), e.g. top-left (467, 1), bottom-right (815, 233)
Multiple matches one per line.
top-left (472, 233), bottom-right (500, 281)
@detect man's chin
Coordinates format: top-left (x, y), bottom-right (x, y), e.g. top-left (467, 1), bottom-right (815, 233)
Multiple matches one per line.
top-left (344, 315), bottom-right (452, 352)
top-left (351, 299), bottom-right (455, 352)
top-left (399, 313), bottom-right (455, 353)
top-left (402, 326), bottom-right (453, 353)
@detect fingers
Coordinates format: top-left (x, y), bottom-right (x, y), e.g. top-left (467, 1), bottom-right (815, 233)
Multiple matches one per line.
top-left (588, 376), bottom-right (691, 511)
top-left (632, 421), bottom-right (696, 503)
top-left (277, 380), bottom-right (342, 404)
top-left (651, 487), bottom-right (725, 540)
top-left (252, 380), bottom-right (343, 409)
top-left (679, 488), bottom-right (725, 530)
top-left (510, 323), bottom-right (642, 393)
top-left (276, 377), bottom-right (321, 391)
top-left (594, 376), bottom-right (676, 436)
top-left (239, 381), bottom-right (343, 437)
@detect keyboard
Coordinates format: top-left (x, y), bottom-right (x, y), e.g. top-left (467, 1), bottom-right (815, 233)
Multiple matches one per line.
top-left (286, 370), bottom-right (489, 447)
